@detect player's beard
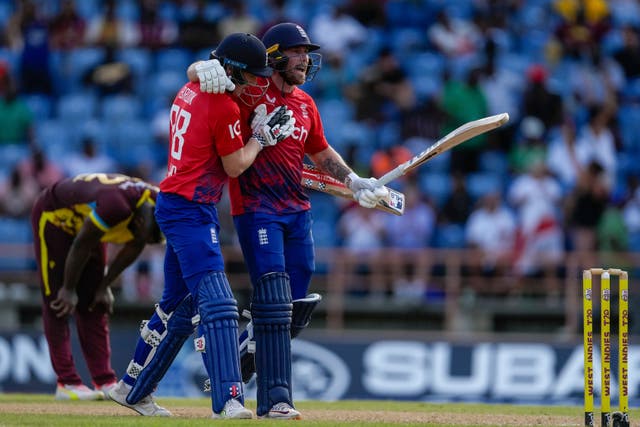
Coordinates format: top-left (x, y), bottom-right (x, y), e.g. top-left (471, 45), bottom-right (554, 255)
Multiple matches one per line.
top-left (281, 65), bottom-right (306, 86)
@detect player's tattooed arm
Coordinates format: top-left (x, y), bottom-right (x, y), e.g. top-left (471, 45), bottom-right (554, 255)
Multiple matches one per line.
top-left (308, 146), bottom-right (353, 183)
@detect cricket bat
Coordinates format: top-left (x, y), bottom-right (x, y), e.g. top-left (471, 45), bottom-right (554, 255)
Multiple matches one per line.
top-left (301, 164), bottom-right (405, 215)
top-left (377, 113), bottom-right (510, 186)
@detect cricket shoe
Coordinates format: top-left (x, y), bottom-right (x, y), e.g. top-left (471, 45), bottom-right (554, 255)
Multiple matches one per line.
top-left (55, 383), bottom-right (105, 401)
top-left (260, 402), bottom-right (302, 420)
top-left (107, 380), bottom-right (171, 417)
top-left (94, 381), bottom-right (118, 398)
top-left (211, 398), bottom-right (252, 419)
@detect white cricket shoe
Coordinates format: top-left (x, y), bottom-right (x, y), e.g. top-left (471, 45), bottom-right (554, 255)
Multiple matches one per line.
top-left (55, 383), bottom-right (105, 401)
top-left (94, 381), bottom-right (118, 399)
top-left (212, 398), bottom-right (253, 419)
top-left (260, 402), bottom-right (302, 420)
top-left (107, 380), bottom-right (172, 417)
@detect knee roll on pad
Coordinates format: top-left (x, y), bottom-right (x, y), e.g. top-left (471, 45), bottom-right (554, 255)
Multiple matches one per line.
top-left (251, 272), bottom-right (293, 416)
top-left (127, 295), bottom-right (196, 404)
top-left (238, 292), bottom-right (321, 383)
top-left (197, 271), bottom-right (244, 413)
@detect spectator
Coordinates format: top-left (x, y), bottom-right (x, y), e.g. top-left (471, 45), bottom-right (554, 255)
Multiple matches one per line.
top-left (439, 67), bottom-right (489, 173)
top-left (338, 203), bottom-right (387, 296)
top-left (521, 64), bottom-right (563, 132)
top-left (64, 137), bottom-right (117, 177)
top-left (569, 45), bottom-right (625, 108)
top-left (384, 182), bottom-right (436, 301)
top-left (428, 9), bottom-right (482, 59)
top-left (553, 0), bottom-right (611, 58)
top-left (85, 0), bottom-right (138, 48)
top-left (82, 46), bottom-right (134, 97)
top-left (465, 191), bottom-right (517, 293)
top-left (0, 62), bottom-right (33, 145)
top-left (565, 160), bottom-right (610, 268)
top-left (348, 47), bottom-right (416, 124)
top-left (6, 0), bottom-right (53, 94)
top-left (440, 171), bottom-right (473, 224)
top-left (0, 165), bottom-right (40, 218)
top-left (137, 0), bottom-right (178, 50)
top-left (18, 147), bottom-right (65, 190)
top-left (547, 118), bottom-right (582, 191)
top-left (613, 24), bottom-right (640, 79)
top-left (509, 116), bottom-right (547, 175)
top-left (310, 5), bottom-right (367, 61)
top-left (49, 0), bottom-right (86, 51)
top-left (217, 2), bottom-right (260, 38)
top-left (574, 104), bottom-right (617, 189)
top-left (177, 0), bottom-right (220, 51)
top-left (370, 144), bottom-right (412, 181)
top-left (508, 160), bottom-right (564, 298)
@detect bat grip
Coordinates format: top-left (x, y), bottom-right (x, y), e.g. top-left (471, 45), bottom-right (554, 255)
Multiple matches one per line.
top-left (376, 168), bottom-right (403, 187)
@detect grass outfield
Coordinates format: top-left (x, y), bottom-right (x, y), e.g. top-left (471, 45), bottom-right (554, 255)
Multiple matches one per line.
top-left (0, 393), bottom-right (633, 426)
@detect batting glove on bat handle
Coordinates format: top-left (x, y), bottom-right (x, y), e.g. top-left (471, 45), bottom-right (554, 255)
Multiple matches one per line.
top-left (195, 59), bottom-right (235, 93)
top-left (346, 172), bottom-right (379, 192)
top-left (354, 185), bottom-right (389, 209)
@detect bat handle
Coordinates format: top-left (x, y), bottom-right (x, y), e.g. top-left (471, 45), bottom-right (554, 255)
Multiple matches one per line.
top-left (376, 168), bottom-right (403, 187)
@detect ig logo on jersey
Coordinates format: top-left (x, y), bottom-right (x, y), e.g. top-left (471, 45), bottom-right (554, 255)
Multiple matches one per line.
top-left (228, 119), bottom-right (241, 139)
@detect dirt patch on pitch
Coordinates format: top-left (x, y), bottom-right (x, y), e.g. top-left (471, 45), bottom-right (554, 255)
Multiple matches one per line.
top-left (0, 401), bottom-right (582, 425)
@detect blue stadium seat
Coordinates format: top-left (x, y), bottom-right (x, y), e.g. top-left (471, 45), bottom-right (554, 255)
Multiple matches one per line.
top-left (0, 144), bottom-right (30, 175)
top-left (60, 47), bottom-right (105, 92)
top-left (0, 218), bottom-right (32, 243)
top-left (23, 94), bottom-right (52, 121)
top-left (57, 92), bottom-right (97, 123)
top-left (106, 120), bottom-right (154, 166)
top-left (149, 71), bottom-right (186, 100)
top-left (433, 223), bottom-right (466, 248)
top-left (34, 120), bottom-right (75, 155)
top-left (155, 48), bottom-right (193, 73)
top-left (101, 94), bottom-right (142, 122)
top-left (466, 172), bottom-right (503, 201)
top-left (419, 172), bottom-right (451, 207)
top-left (478, 150), bottom-right (509, 176)
top-left (617, 105), bottom-right (640, 151)
top-left (116, 48), bottom-right (153, 81)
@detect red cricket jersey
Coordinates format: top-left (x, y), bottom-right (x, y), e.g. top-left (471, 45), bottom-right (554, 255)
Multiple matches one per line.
top-left (229, 85), bottom-right (329, 215)
top-left (160, 82), bottom-right (245, 204)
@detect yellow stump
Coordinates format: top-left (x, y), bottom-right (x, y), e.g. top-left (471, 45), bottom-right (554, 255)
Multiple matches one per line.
top-left (583, 270), bottom-right (594, 427)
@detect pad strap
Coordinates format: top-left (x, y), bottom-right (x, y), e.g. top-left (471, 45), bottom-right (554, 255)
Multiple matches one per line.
top-left (127, 295), bottom-right (195, 404)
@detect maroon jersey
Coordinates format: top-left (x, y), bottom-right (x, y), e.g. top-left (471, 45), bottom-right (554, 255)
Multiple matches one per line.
top-left (36, 173), bottom-right (158, 244)
top-left (159, 82), bottom-right (245, 204)
top-left (228, 85), bottom-right (329, 215)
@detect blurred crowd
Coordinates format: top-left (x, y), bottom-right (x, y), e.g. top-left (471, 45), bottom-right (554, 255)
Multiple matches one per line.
top-left (1, 0), bottom-right (640, 301)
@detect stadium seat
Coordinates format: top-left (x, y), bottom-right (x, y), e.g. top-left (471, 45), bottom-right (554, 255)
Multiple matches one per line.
top-left (101, 94), bottom-right (142, 122)
top-left (433, 223), bottom-right (466, 248)
top-left (155, 48), bottom-right (193, 73)
top-left (478, 150), bottom-right (509, 176)
top-left (107, 120), bottom-right (154, 166)
top-left (34, 120), bottom-right (75, 155)
top-left (466, 172), bottom-right (503, 201)
top-left (57, 92), bottom-right (97, 123)
top-left (148, 70), bottom-right (186, 100)
top-left (617, 105), bottom-right (640, 151)
top-left (60, 47), bottom-right (106, 92)
top-left (0, 218), bottom-right (32, 243)
top-left (419, 172), bottom-right (452, 207)
top-left (0, 144), bottom-right (30, 175)
top-left (23, 94), bottom-right (52, 121)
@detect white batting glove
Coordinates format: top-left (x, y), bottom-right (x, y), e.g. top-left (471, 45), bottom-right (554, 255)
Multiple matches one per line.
top-left (346, 173), bottom-right (389, 208)
top-left (195, 59), bottom-right (235, 93)
top-left (251, 104), bottom-right (296, 147)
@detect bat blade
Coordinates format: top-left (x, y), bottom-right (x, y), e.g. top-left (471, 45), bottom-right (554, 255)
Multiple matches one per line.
top-left (301, 164), bottom-right (405, 215)
top-left (377, 112), bottom-right (510, 186)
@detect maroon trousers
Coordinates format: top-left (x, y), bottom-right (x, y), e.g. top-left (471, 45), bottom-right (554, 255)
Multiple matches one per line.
top-left (31, 196), bottom-right (117, 387)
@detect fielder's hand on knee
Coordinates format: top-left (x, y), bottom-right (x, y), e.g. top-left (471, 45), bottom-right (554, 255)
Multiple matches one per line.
top-left (251, 104), bottom-right (296, 148)
top-left (195, 59), bottom-right (235, 93)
